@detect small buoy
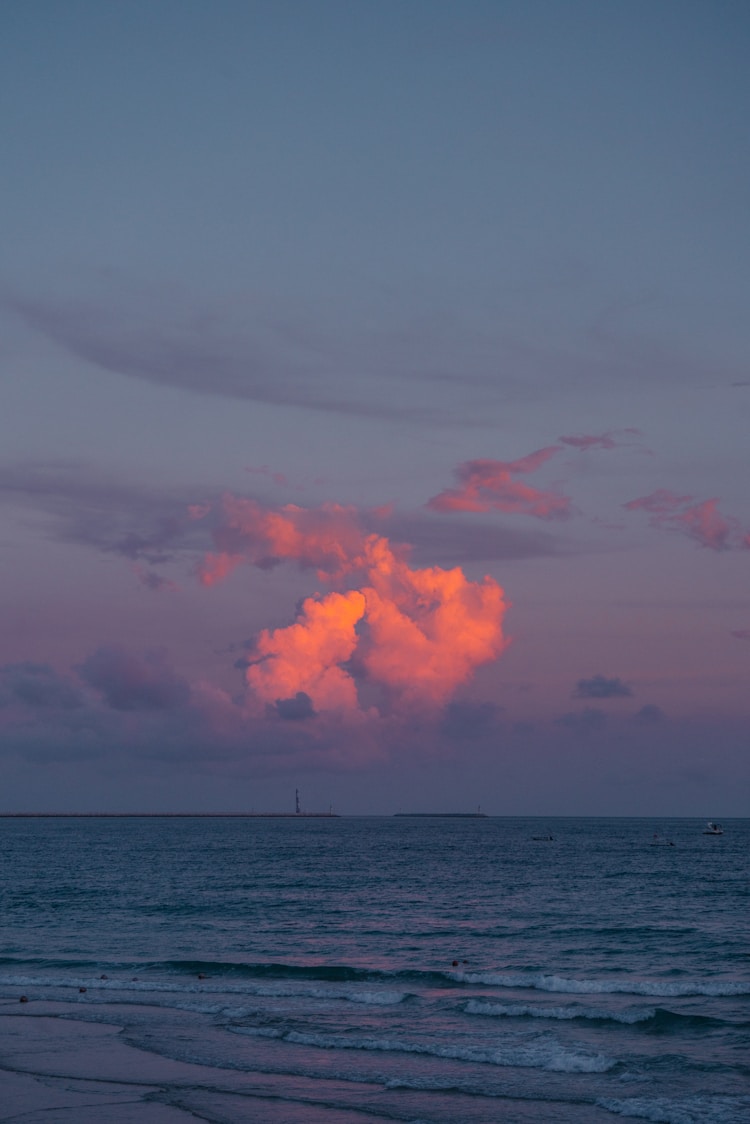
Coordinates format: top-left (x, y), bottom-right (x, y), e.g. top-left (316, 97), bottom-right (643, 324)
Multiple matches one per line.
top-left (452, 960), bottom-right (459, 967)
top-left (463, 959), bottom-right (468, 964)
top-left (19, 995), bottom-right (28, 1003)
top-left (197, 973), bottom-right (206, 980)
top-left (79, 987), bottom-right (87, 993)
top-left (131, 977), bottom-right (139, 982)
top-left (100, 974), bottom-right (108, 980)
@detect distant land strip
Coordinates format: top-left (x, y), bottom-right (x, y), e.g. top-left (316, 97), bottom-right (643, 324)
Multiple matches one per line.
top-left (0, 812), bottom-right (340, 818)
top-left (394, 812), bottom-right (488, 818)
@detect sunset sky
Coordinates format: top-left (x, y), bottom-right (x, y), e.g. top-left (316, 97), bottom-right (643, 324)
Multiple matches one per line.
top-left (2, 0), bottom-right (748, 814)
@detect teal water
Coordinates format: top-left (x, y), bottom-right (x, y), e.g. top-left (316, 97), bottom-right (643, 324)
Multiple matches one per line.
top-left (0, 817), bottom-right (748, 1122)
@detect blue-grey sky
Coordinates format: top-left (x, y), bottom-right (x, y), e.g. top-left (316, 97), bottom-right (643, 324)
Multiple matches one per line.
top-left (1, 1), bottom-right (749, 814)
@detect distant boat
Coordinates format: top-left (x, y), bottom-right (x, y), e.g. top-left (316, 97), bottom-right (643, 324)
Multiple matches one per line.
top-left (650, 831), bottom-right (674, 846)
top-left (703, 821), bottom-right (724, 835)
top-left (531, 833), bottom-right (555, 841)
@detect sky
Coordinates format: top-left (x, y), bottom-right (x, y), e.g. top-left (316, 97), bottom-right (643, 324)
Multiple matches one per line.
top-left (1, 0), bottom-right (749, 815)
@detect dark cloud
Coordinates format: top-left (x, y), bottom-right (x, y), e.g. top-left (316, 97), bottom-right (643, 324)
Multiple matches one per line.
top-left (573, 675), bottom-right (633, 699)
top-left (0, 460), bottom-right (207, 565)
top-left (77, 647), bottom-right (191, 711)
top-left (380, 510), bottom-right (565, 566)
top-left (440, 701), bottom-right (503, 740)
top-left (633, 704), bottom-right (664, 724)
top-left (556, 707), bottom-right (607, 732)
top-left (271, 692), bottom-right (317, 721)
top-left (0, 662), bottom-right (84, 710)
top-left (6, 292), bottom-right (437, 424)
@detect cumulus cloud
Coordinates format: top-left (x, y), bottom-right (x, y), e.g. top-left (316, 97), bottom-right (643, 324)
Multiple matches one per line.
top-left (573, 675), bottom-right (633, 699)
top-left (426, 447), bottom-right (571, 519)
top-left (624, 490), bottom-right (740, 551)
top-left (197, 496), bottom-right (510, 716)
top-left (77, 647), bottom-right (191, 711)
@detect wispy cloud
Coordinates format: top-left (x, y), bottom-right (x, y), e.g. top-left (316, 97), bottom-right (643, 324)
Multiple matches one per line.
top-left (624, 489), bottom-right (742, 551)
top-left (5, 290), bottom-right (442, 423)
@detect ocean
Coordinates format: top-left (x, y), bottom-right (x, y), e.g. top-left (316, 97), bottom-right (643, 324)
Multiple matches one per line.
top-left (0, 816), bottom-right (747, 1123)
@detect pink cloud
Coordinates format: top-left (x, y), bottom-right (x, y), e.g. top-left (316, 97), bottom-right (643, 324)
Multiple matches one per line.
top-left (624, 491), bottom-right (738, 551)
top-left (426, 447), bottom-right (571, 519)
top-left (196, 495), bottom-right (372, 586)
top-left (245, 465), bottom-right (291, 487)
top-left (558, 433), bottom-right (618, 450)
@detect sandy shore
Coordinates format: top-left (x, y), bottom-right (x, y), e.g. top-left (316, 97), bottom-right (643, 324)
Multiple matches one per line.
top-left (0, 1001), bottom-right (386, 1122)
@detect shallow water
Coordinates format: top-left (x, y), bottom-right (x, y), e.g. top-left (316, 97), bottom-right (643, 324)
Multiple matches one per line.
top-left (0, 816), bottom-right (748, 1122)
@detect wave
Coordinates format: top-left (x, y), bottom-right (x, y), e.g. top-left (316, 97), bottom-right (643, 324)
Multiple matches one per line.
top-left (598, 1094), bottom-right (750, 1124)
top-left (456, 971), bottom-right (750, 998)
top-left (465, 1001), bottom-right (731, 1031)
top-left (1, 957), bottom-right (747, 999)
top-left (466, 1000), bottom-right (656, 1025)
top-left (0, 971), bottom-right (408, 1007)
top-left (231, 1025), bottom-right (616, 1073)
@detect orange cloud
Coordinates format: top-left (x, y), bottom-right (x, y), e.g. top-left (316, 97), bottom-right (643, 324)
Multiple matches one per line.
top-left (358, 537), bottom-right (508, 707)
top-left (426, 447), bottom-right (570, 519)
top-left (247, 590), bottom-right (366, 712)
top-left (198, 497), bottom-right (510, 715)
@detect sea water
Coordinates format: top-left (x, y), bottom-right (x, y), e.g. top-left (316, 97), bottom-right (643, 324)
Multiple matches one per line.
top-left (0, 816), bottom-right (748, 1122)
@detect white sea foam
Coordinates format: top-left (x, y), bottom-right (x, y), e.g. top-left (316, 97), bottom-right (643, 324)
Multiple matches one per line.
top-left (0, 974), bottom-right (406, 1006)
top-left (456, 971), bottom-right (750, 998)
top-left (598, 1094), bottom-right (750, 1124)
top-left (466, 999), bottom-right (655, 1024)
top-left (230, 1026), bottom-right (615, 1073)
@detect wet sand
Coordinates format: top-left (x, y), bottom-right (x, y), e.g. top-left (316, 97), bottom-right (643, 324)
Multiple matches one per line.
top-left (0, 1001), bottom-right (392, 1122)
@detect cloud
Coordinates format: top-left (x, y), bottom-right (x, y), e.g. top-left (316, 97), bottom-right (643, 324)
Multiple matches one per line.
top-left (427, 447), bottom-right (571, 519)
top-left (440, 701), bottom-right (503, 740)
top-left (0, 663), bottom-right (84, 710)
top-left (558, 432), bottom-right (616, 450)
top-left (624, 490), bottom-right (739, 551)
top-left (633, 704), bottom-right (664, 724)
top-left (573, 675), bottom-right (633, 699)
top-left (556, 707), bottom-right (607, 732)
top-left (131, 564), bottom-right (180, 593)
top-left (557, 428), bottom-right (643, 452)
top-left (271, 692), bottom-right (317, 721)
top-left (247, 591), bottom-right (367, 712)
top-left (0, 460), bottom-right (205, 566)
top-left (6, 290), bottom-right (437, 423)
top-left (198, 495), bottom-right (510, 715)
top-left (77, 647), bottom-right (191, 711)
top-left (195, 495), bottom-right (372, 586)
